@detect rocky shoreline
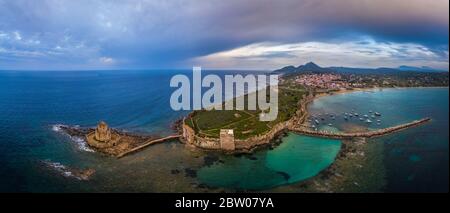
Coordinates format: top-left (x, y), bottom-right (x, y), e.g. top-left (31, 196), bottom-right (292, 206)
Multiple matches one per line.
top-left (57, 124), bottom-right (160, 157)
top-left (266, 137), bottom-right (385, 193)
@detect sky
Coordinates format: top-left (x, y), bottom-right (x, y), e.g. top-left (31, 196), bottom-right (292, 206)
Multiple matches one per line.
top-left (0, 0), bottom-right (448, 70)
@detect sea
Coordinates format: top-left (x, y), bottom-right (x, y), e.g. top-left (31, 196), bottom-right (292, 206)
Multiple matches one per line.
top-left (0, 70), bottom-right (447, 192)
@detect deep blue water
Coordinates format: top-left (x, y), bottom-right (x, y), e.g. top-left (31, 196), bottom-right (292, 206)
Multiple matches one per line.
top-left (309, 88), bottom-right (449, 192)
top-left (0, 70), bottom-right (448, 192)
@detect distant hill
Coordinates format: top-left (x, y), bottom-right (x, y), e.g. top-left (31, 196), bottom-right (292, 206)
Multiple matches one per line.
top-left (273, 62), bottom-right (448, 75)
top-left (273, 62), bottom-right (332, 74)
top-left (397, 65), bottom-right (446, 72)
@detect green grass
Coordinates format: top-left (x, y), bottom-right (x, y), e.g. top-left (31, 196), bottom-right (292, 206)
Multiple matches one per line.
top-left (185, 85), bottom-right (306, 139)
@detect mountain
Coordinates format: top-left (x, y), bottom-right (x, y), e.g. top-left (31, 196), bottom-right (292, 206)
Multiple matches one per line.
top-left (330, 66), bottom-right (399, 74)
top-left (397, 65), bottom-right (446, 72)
top-left (273, 62), bottom-right (448, 75)
top-left (273, 62), bottom-right (332, 74)
top-left (273, 65), bottom-right (297, 74)
top-left (297, 62), bottom-right (332, 72)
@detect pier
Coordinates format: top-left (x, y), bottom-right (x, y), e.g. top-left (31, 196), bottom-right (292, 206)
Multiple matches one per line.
top-left (117, 135), bottom-right (181, 158)
top-left (289, 118), bottom-right (431, 139)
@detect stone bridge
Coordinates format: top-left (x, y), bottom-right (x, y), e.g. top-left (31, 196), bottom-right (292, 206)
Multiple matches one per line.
top-left (117, 135), bottom-right (181, 158)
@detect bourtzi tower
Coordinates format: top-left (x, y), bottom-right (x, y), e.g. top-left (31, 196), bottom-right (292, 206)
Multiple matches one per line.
top-left (86, 121), bottom-right (120, 149)
top-left (95, 121), bottom-right (111, 142)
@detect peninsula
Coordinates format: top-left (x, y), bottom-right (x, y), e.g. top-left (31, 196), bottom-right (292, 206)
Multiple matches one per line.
top-left (178, 62), bottom-right (446, 152)
top-left (59, 62), bottom-right (447, 156)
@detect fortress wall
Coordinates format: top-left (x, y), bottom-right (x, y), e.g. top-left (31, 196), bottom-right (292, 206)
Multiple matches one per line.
top-left (180, 93), bottom-right (315, 152)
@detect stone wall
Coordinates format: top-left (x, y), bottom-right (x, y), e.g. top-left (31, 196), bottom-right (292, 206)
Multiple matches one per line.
top-left (220, 129), bottom-right (235, 151)
top-left (181, 93), bottom-right (315, 152)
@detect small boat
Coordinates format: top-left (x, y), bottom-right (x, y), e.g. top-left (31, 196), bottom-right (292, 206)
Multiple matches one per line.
top-left (321, 117), bottom-right (325, 121)
top-left (374, 112), bottom-right (381, 116)
top-left (315, 119), bottom-right (320, 124)
top-left (354, 113), bottom-right (359, 116)
top-left (328, 123), bottom-right (332, 126)
top-left (359, 117), bottom-right (364, 121)
top-left (364, 114), bottom-right (368, 118)
top-left (344, 116), bottom-right (348, 120)
top-left (371, 115), bottom-right (376, 118)
top-left (377, 119), bottom-right (381, 122)
top-left (311, 125), bottom-right (316, 128)
top-left (369, 110), bottom-right (373, 113)
top-left (366, 119), bottom-right (372, 123)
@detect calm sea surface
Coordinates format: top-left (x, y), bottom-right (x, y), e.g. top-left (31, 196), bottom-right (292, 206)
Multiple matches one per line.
top-left (0, 70), bottom-right (447, 192)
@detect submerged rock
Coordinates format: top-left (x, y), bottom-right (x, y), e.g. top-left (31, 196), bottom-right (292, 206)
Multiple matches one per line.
top-left (40, 160), bottom-right (95, 181)
top-left (276, 171), bottom-right (291, 181)
top-left (184, 168), bottom-right (197, 178)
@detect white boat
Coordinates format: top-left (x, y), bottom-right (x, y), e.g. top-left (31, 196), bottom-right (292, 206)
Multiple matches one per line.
top-left (354, 113), bottom-right (359, 116)
top-left (364, 114), bottom-right (368, 118)
top-left (315, 119), bottom-right (320, 124)
top-left (359, 117), bottom-right (364, 121)
top-left (375, 112), bottom-right (381, 116)
top-left (366, 119), bottom-right (372, 123)
top-left (328, 123), bottom-right (332, 126)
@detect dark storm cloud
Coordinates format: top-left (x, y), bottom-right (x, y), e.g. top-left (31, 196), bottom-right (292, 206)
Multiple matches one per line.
top-left (0, 0), bottom-right (448, 69)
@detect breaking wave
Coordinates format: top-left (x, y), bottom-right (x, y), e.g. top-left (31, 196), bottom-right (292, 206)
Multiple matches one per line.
top-left (51, 124), bottom-right (95, 153)
top-left (42, 160), bottom-right (79, 180)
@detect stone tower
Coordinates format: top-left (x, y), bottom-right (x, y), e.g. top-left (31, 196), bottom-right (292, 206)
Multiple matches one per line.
top-left (94, 121), bottom-right (111, 142)
top-left (220, 129), bottom-right (235, 151)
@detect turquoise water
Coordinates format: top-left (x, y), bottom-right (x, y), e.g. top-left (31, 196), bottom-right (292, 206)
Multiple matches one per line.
top-left (197, 134), bottom-right (341, 190)
top-left (308, 88), bottom-right (449, 192)
top-left (0, 70), bottom-right (448, 192)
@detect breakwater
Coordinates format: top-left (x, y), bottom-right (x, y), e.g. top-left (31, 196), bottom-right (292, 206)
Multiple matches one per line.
top-left (289, 118), bottom-right (431, 139)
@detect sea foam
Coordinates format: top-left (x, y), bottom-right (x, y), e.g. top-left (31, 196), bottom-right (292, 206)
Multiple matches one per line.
top-left (51, 124), bottom-right (95, 152)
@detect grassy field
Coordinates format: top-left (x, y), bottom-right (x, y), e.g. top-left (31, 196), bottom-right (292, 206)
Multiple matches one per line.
top-left (185, 85), bottom-right (306, 139)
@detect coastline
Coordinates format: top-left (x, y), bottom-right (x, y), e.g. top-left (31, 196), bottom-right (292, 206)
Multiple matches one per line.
top-left (44, 84), bottom-right (445, 192)
top-left (179, 85), bottom-right (439, 153)
top-left (267, 85), bottom-right (445, 192)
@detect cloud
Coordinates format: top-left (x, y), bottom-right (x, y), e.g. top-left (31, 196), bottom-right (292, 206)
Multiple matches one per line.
top-left (99, 57), bottom-right (115, 65)
top-left (192, 38), bottom-right (449, 70)
top-left (0, 0), bottom-right (448, 69)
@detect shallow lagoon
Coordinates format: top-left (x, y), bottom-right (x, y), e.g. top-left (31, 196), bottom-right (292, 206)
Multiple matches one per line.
top-left (0, 70), bottom-right (447, 192)
top-left (197, 134), bottom-right (341, 190)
